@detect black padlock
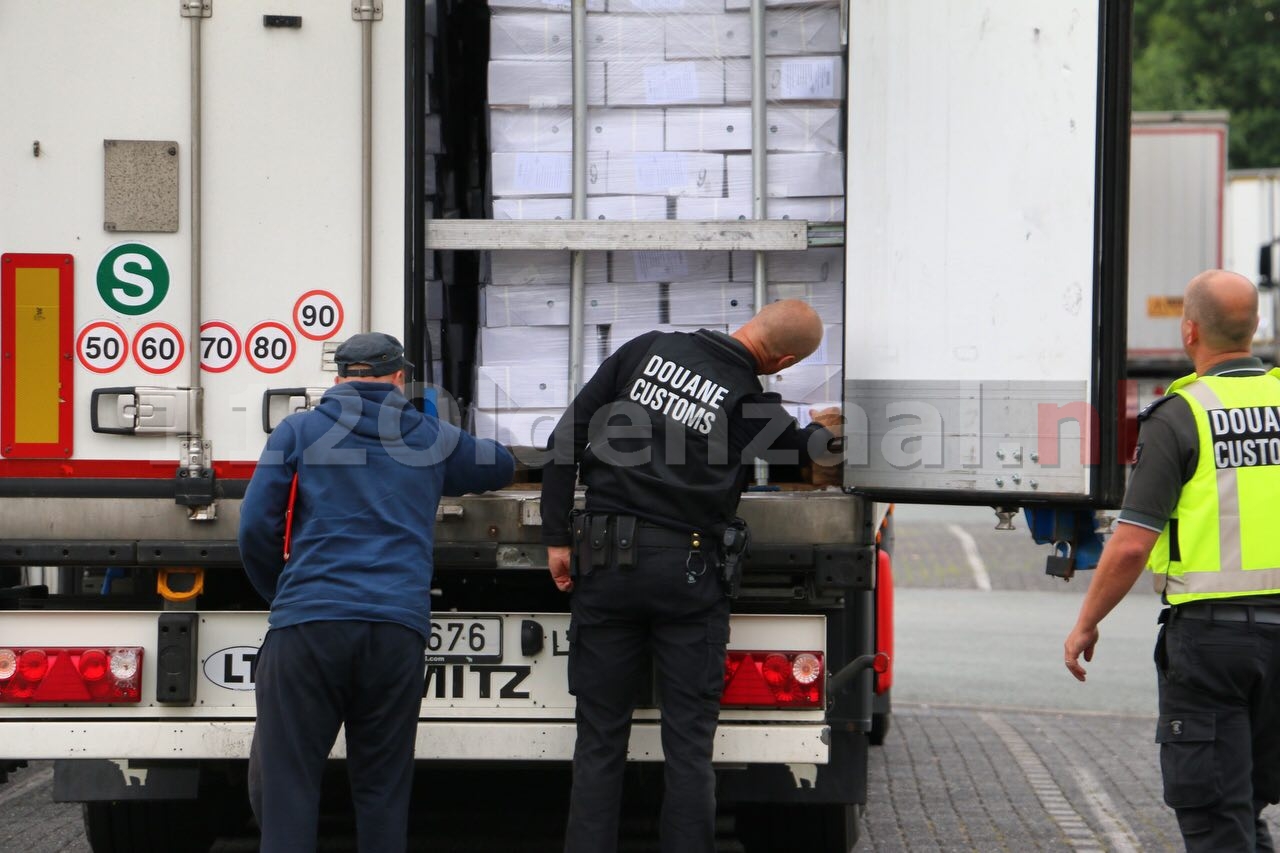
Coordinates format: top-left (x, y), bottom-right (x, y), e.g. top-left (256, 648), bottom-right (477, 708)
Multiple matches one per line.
top-left (1045, 541), bottom-right (1076, 580)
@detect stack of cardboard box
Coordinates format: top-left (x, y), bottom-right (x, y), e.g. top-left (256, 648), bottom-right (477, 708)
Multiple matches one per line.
top-left (477, 0), bottom-right (844, 445)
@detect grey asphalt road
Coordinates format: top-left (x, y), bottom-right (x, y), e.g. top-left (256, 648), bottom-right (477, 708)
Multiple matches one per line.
top-left (12, 503), bottom-right (1278, 852)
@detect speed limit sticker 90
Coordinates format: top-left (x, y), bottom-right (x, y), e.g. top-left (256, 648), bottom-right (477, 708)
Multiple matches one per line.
top-left (76, 321), bottom-right (129, 373)
top-left (293, 290), bottom-right (344, 341)
top-left (132, 322), bottom-right (185, 375)
top-left (246, 321), bottom-right (297, 374)
top-left (199, 321), bottom-right (242, 373)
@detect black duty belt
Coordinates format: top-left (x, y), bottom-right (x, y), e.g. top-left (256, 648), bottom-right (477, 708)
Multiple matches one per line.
top-left (635, 520), bottom-right (708, 550)
top-left (1173, 602), bottom-right (1280, 625)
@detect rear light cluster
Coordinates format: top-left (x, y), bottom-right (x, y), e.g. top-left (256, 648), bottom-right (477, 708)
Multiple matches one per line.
top-left (720, 651), bottom-right (824, 708)
top-left (0, 647), bottom-right (143, 704)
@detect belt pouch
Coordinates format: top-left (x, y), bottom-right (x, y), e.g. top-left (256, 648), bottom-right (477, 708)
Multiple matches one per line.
top-left (589, 515), bottom-right (610, 569)
top-left (570, 510), bottom-right (587, 578)
top-left (614, 516), bottom-right (637, 569)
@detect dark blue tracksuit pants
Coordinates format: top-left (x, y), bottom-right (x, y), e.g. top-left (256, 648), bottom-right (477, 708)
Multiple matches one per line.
top-left (248, 620), bottom-right (426, 853)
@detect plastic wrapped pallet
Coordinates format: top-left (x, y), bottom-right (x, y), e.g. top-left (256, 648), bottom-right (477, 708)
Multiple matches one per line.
top-left (481, 0), bottom-right (847, 438)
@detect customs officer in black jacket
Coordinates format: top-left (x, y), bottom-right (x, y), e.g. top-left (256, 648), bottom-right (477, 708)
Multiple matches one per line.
top-left (541, 300), bottom-right (842, 853)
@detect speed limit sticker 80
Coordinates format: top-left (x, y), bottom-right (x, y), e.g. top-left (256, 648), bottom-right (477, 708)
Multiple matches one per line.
top-left (132, 322), bottom-right (185, 375)
top-left (246, 321), bottom-right (297, 373)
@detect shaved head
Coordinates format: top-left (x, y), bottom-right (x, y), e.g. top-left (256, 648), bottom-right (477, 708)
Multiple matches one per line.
top-left (1183, 269), bottom-right (1258, 352)
top-left (731, 299), bottom-right (825, 375)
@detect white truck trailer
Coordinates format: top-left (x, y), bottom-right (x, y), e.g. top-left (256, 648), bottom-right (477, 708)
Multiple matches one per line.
top-left (0, 2), bottom-right (1132, 850)
top-left (1126, 111), bottom-right (1228, 404)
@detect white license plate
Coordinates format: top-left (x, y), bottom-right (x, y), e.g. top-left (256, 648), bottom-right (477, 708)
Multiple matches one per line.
top-left (425, 616), bottom-right (503, 664)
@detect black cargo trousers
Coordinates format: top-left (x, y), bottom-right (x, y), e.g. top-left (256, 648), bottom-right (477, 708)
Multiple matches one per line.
top-left (564, 514), bottom-right (732, 853)
top-left (1155, 607), bottom-right (1280, 852)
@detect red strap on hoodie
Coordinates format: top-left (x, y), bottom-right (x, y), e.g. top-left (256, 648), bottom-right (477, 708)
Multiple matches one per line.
top-left (283, 472), bottom-right (299, 561)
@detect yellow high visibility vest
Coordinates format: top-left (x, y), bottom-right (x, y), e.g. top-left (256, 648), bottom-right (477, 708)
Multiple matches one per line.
top-left (1149, 368), bottom-right (1280, 604)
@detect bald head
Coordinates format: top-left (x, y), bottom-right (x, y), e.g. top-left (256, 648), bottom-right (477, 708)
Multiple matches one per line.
top-left (1183, 269), bottom-right (1258, 353)
top-left (731, 299), bottom-right (825, 375)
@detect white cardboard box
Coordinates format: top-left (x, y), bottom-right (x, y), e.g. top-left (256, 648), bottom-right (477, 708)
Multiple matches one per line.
top-left (481, 325), bottom-right (604, 366)
top-left (609, 0), bottom-right (724, 11)
top-left (731, 247), bottom-right (843, 283)
top-left (676, 196), bottom-right (844, 223)
top-left (489, 251), bottom-right (609, 286)
top-left (768, 281), bottom-right (843, 320)
top-left (488, 0), bottom-right (604, 10)
top-left (490, 151), bottom-right (609, 197)
top-left (489, 109), bottom-right (574, 153)
top-left (490, 13), bottom-right (665, 60)
top-left (611, 250), bottom-right (732, 283)
top-left (799, 324), bottom-right (842, 366)
top-left (586, 283), bottom-right (663, 324)
top-left (764, 6), bottom-right (842, 55)
top-left (604, 323), bottom-right (727, 357)
top-left (471, 407), bottom-right (563, 448)
top-left (668, 282), bottom-right (755, 326)
top-left (665, 14), bottom-right (751, 59)
top-left (664, 106), bottom-right (841, 153)
top-left (606, 60), bottom-right (724, 106)
top-left (725, 56), bottom-right (844, 103)
top-left (482, 284), bottom-right (571, 327)
top-left (674, 197), bottom-right (752, 220)
top-left (474, 366), bottom-right (571, 410)
top-left (492, 195), bottom-right (669, 220)
top-left (491, 108), bottom-right (666, 153)
top-left (488, 60), bottom-right (606, 108)
top-left (724, 0), bottom-right (834, 8)
top-left (767, 365), bottom-right (844, 404)
top-left (727, 152), bottom-right (843, 198)
top-left (605, 151), bottom-right (725, 197)
top-left (490, 13), bottom-right (572, 60)
top-left (766, 197), bottom-right (845, 223)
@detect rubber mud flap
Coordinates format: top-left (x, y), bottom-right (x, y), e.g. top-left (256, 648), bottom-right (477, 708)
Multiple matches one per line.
top-left (1156, 712), bottom-right (1220, 808)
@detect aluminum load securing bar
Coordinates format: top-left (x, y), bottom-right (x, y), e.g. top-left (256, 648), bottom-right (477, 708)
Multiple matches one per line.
top-left (423, 219), bottom-right (812, 251)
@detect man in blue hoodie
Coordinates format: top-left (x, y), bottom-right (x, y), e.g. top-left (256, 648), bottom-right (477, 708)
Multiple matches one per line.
top-left (239, 332), bottom-right (514, 853)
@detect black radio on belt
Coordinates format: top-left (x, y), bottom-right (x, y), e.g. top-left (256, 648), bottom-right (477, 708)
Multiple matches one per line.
top-left (720, 519), bottom-right (750, 598)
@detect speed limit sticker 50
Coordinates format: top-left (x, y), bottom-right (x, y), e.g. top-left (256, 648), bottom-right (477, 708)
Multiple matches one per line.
top-left (246, 321), bottom-right (297, 374)
top-left (76, 321), bottom-right (129, 373)
top-left (132, 322), bottom-right (185, 375)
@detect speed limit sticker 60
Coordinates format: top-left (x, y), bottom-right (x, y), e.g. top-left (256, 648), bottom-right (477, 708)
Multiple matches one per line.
top-left (76, 321), bottom-right (129, 373)
top-left (132, 322), bottom-right (185, 375)
top-left (293, 290), bottom-right (344, 341)
top-left (246, 321), bottom-right (297, 374)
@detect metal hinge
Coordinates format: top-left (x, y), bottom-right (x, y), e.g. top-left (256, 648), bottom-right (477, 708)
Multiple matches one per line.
top-left (351, 2), bottom-right (382, 21)
top-left (435, 505), bottom-right (465, 522)
top-left (180, 0), bottom-right (212, 18)
top-left (90, 387), bottom-right (195, 435)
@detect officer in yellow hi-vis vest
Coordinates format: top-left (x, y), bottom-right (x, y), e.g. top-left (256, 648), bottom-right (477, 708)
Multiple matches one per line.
top-left (1063, 269), bottom-right (1280, 852)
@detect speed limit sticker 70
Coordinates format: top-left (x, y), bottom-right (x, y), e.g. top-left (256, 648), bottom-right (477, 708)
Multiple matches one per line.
top-left (199, 321), bottom-right (242, 373)
top-left (76, 321), bottom-right (129, 373)
top-left (132, 322), bottom-right (185, 375)
top-left (246, 321), bottom-right (297, 374)
top-left (293, 290), bottom-right (344, 341)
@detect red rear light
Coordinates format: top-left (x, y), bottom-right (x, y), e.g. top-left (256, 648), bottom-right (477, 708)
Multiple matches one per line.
top-left (0, 647), bottom-right (143, 704)
top-left (720, 651), bottom-right (824, 708)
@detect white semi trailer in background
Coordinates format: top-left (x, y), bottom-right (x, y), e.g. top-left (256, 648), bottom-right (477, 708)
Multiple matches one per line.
top-left (1126, 111), bottom-right (1228, 405)
top-left (0, 2), bottom-right (1133, 850)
